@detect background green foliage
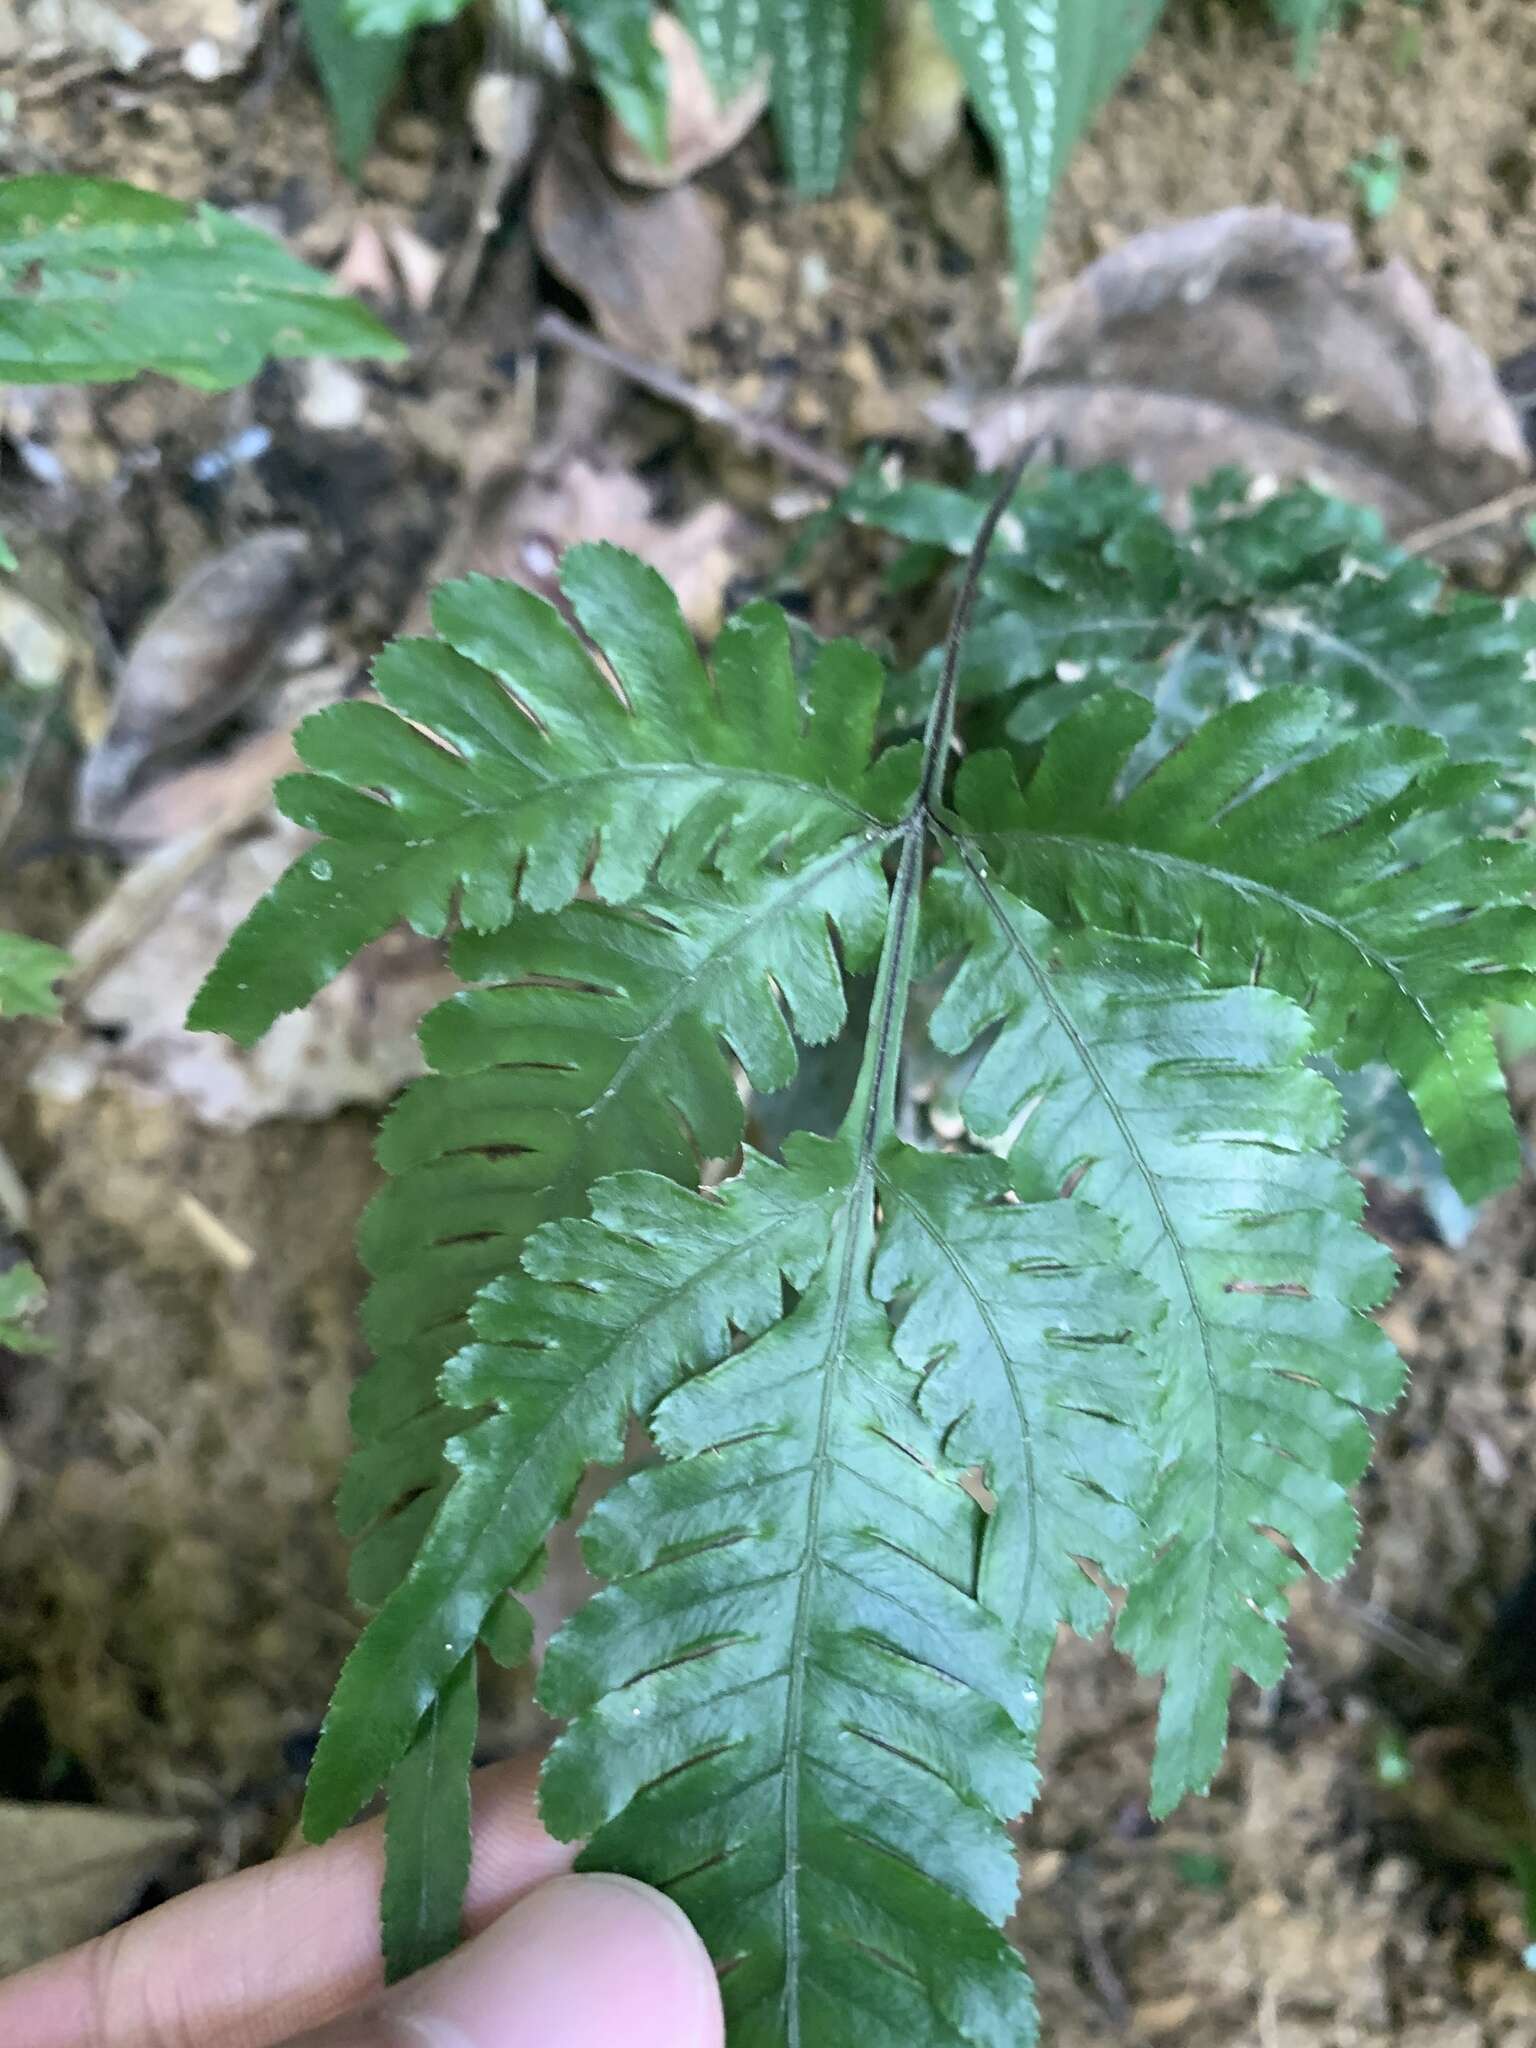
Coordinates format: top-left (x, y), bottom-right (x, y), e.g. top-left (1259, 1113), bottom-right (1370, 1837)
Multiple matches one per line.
top-left (302, 0), bottom-right (1343, 310)
top-left (0, 176), bottom-right (403, 388)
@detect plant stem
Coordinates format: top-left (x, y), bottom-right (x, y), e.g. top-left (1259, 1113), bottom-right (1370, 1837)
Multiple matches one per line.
top-left (916, 445), bottom-right (1033, 813)
top-left (844, 450), bottom-right (1038, 1151)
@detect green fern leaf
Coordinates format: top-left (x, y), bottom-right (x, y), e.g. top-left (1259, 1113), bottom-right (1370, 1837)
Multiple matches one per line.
top-left (192, 470), bottom-right (1522, 2026)
top-left (338, 847), bottom-right (890, 1614)
top-left (925, 863), bottom-right (1403, 1811)
top-left (190, 562), bottom-right (901, 1044)
top-left (381, 1649), bottom-right (478, 1981)
top-left (770, 0), bottom-right (881, 195)
top-left (954, 685), bottom-right (1536, 1200)
top-left (861, 470), bottom-right (1536, 797)
top-left (536, 1140), bottom-right (1038, 2044)
top-left (874, 1146), bottom-right (1157, 1673)
top-left (928, 0), bottom-right (1165, 314)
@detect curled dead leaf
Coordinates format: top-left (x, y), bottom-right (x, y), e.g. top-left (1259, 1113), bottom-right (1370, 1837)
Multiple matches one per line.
top-left (76, 531), bottom-right (311, 836)
top-left (965, 209), bottom-right (1530, 554)
top-left (0, 1802), bottom-right (194, 1973)
top-left (604, 14), bottom-right (767, 189)
top-left (470, 456), bottom-right (740, 636)
top-left (532, 115), bottom-right (724, 358)
top-left (37, 809), bottom-right (455, 1130)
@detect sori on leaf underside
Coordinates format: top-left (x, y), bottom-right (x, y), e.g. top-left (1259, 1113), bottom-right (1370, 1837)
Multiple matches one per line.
top-left (190, 457), bottom-right (1536, 2045)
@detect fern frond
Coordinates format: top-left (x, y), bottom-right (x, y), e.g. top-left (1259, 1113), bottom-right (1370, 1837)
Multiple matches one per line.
top-left (873, 1146), bottom-right (1156, 1673)
top-left (953, 685), bottom-right (1536, 1200)
top-left (339, 847), bottom-right (891, 1609)
top-left (536, 1140), bottom-right (1038, 2045)
top-left (863, 470), bottom-right (1536, 801)
top-left (925, 868), bottom-right (1403, 1811)
top-left (189, 560), bottom-right (904, 1044)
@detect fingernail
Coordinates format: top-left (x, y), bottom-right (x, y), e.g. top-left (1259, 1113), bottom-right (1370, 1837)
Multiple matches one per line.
top-left (384, 1873), bottom-right (723, 2048)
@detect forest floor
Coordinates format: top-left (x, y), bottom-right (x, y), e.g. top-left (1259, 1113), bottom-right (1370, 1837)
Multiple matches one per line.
top-left (4, 2), bottom-right (1536, 2040)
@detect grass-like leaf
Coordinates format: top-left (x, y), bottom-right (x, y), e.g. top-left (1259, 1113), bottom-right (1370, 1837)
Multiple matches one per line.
top-left (0, 175), bottom-right (403, 388)
top-left (297, 0), bottom-right (408, 175)
top-left (678, 0), bottom-right (770, 96)
top-left (769, 0), bottom-right (881, 195)
top-left (929, 0), bottom-right (1165, 314)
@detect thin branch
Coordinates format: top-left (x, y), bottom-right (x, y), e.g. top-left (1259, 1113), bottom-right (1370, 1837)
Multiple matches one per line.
top-left (533, 309), bottom-right (854, 491)
top-left (1399, 479), bottom-right (1536, 557)
top-left (917, 442), bottom-right (1034, 812)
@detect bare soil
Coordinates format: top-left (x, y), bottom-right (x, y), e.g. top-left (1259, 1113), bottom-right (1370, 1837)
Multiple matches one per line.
top-left (3, 3), bottom-right (1536, 2040)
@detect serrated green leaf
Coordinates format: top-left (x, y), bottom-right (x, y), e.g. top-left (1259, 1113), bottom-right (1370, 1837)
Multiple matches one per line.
top-left (677, 0), bottom-right (769, 96)
top-left (0, 930), bottom-right (69, 1019)
top-left (297, 0), bottom-right (408, 176)
top-left (564, 0), bottom-right (670, 161)
top-left (537, 1140), bottom-right (1039, 2045)
top-left (926, 858), bottom-right (1403, 1812)
top-left (0, 175), bottom-right (404, 389)
top-left (336, 844), bottom-right (891, 1618)
top-left (190, 565), bottom-right (902, 1044)
top-left (959, 686), bottom-right (1536, 1200)
top-left (929, 0), bottom-right (1165, 315)
top-left (860, 469), bottom-right (1536, 791)
top-left (381, 1650), bottom-right (477, 1984)
top-left (770, 0), bottom-right (881, 195)
top-left (0, 1262), bottom-right (50, 1355)
top-left (875, 1146), bottom-right (1156, 1674)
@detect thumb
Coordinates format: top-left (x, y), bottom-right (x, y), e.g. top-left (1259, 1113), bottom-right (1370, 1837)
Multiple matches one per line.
top-left (294, 1873), bottom-right (725, 2048)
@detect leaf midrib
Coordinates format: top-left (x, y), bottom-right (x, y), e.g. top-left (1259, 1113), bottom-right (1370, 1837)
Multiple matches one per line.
top-left (943, 833), bottom-right (1229, 1708)
top-left (984, 823), bottom-right (1445, 1062)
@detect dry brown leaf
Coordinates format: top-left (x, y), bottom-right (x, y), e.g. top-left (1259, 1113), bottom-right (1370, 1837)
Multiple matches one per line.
top-left (107, 722), bottom-right (305, 852)
top-left (76, 531), bottom-right (312, 836)
top-left (470, 456), bottom-right (740, 635)
top-left (532, 115), bottom-right (724, 359)
top-left (604, 14), bottom-right (767, 189)
top-left (34, 817), bottom-right (455, 1130)
top-left (0, 1802), bottom-right (193, 1974)
top-left (964, 208), bottom-right (1530, 548)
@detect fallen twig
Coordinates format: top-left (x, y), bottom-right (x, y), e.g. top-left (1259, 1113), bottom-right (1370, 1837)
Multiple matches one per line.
top-left (1400, 479), bottom-right (1536, 557)
top-left (534, 309), bottom-right (853, 491)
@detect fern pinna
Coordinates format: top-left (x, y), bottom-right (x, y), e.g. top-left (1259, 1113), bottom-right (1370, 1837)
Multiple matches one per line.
top-left (191, 463), bottom-right (1536, 2043)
